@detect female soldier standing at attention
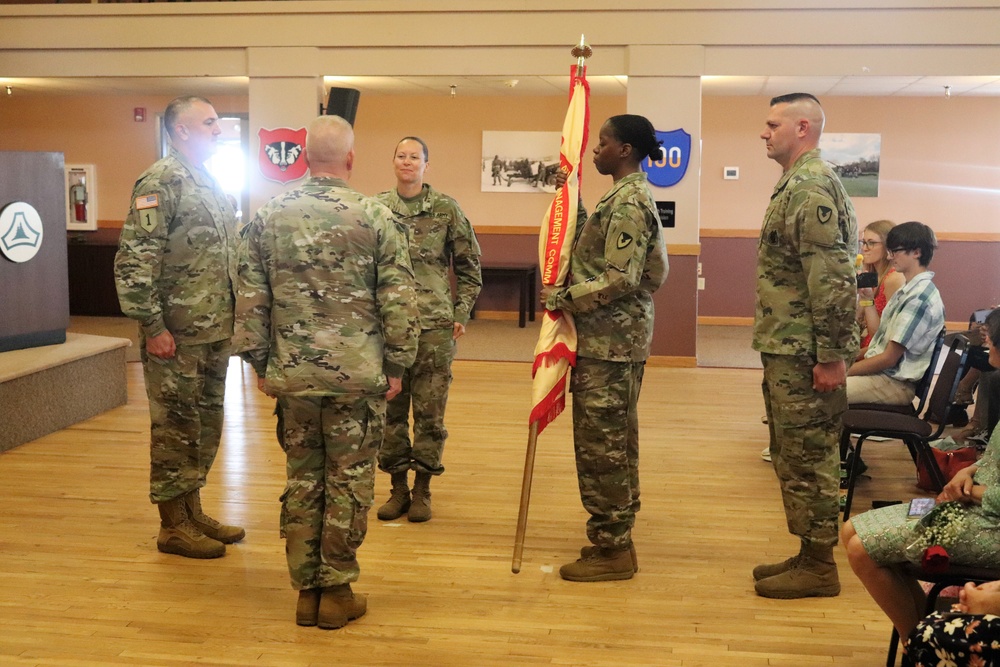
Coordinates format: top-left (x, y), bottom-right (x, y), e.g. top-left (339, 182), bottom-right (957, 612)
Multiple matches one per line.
top-left (374, 136), bottom-right (482, 523)
top-left (544, 114), bottom-right (669, 581)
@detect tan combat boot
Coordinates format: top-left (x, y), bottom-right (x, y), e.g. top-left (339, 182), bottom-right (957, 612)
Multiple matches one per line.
top-left (317, 584), bottom-right (368, 630)
top-left (560, 547), bottom-right (635, 582)
top-left (184, 489), bottom-right (245, 544)
top-left (156, 497), bottom-right (225, 559)
top-left (752, 544), bottom-right (804, 581)
top-left (581, 543), bottom-right (639, 573)
top-left (296, 589), bottom-right (321, 627)
top-left (376, 471), bottom-right (410, 521)
top-left (408, 472), bottom-right (432, 523)
top-left (754, 545), bottom-right (840, 599)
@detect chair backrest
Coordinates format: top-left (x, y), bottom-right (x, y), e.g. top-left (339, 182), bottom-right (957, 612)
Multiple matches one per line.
top-left (911, 328), bottom-right (947, 416)
top-left (923, 334), bottom-right (970, 431)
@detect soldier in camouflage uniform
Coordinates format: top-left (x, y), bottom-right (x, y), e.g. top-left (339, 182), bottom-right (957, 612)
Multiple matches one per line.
top-left (752, 93), bottom-right (859, 599)
top-left (114, 96), bottom-right (243, 560)
top-left (373, 137), bottom-right (482, 523)
top-left (544, 115), bottom-right (669, 582)
top-left (234, 116), bottom-right (418, 629)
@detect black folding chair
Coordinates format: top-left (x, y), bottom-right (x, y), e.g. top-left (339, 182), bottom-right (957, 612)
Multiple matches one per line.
top-left (840, 329), bottom-right (946, 463)
top-left (840, 334), bottom-right (969, 520)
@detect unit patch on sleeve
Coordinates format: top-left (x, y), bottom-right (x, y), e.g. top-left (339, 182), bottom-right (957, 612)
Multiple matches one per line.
top-left (135, 194), bottom-right (160, 232)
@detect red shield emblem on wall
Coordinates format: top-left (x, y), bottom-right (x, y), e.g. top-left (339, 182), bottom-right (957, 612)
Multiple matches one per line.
top-left (258, 127), bottom-right (308, 184)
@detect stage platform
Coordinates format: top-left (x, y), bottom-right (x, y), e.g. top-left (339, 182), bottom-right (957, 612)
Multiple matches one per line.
top-left (0, 333), bottom-right (130, 453)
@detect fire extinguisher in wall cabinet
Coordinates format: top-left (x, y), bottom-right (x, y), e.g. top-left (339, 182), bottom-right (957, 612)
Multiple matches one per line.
top-left (69, 181), bottom-right (87, 223)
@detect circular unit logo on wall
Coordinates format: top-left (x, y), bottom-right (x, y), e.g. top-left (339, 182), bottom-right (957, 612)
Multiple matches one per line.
top-left (0, 201), bottom-right (44, 263)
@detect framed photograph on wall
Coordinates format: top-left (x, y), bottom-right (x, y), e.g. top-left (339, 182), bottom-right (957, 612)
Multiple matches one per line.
top-left (819, 133), bottom-right (881, 198)
top-left (65, 164), bottom-right (98, 231)
top-left (482, 131), bottom-right (562, 193)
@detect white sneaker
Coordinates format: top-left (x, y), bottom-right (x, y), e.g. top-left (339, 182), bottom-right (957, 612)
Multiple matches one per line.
top-left (761, 446), bottom-right (772, 462)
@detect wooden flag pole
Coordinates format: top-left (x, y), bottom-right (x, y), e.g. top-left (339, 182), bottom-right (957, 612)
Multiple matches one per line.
top-left (512, 35), bottom-right (589, 575)
top-left (511, 421), bottom-right (539, 573)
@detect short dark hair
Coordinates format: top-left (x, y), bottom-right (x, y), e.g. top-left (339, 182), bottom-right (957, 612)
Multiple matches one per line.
top-left (886, 221), bottom-right (938, 267)
top-left (987, 308), bottom-right (1000, 349)
top-left (770, 92), bottom-right (822, 107)
top-left (395, 136), bottom-right (429, 161)
top-left (164, 96), bottom-right (212, 140)
top-left (605, 114), bottom-right (662, 162)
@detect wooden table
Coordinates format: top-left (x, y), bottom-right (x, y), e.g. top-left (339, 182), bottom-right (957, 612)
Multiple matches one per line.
top-left (66, 228), bottom-right (124, 317)
top-left (476, 262), bottom-right (537, 328)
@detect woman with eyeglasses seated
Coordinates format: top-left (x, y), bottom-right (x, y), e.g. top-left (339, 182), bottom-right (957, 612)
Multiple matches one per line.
top-left (856, 220), bottom-right (905, 360)
top-left (842, 308), bottom-right (1000, 649)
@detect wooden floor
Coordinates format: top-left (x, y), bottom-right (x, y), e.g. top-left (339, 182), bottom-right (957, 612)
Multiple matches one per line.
top-left (0, 359), bottom-right (938, 666)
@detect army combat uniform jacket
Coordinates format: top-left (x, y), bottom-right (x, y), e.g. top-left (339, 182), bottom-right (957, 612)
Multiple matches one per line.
top-left (235, 177), bottom-right (419, 398)
top-left (752, 149), bottom-right (859, 363)
top-left (546, 171), bottom-right (669, 362)
top-left (374, 184), bottom-right (482, 330)
top-left (115, 147), bottom-right (237, 343)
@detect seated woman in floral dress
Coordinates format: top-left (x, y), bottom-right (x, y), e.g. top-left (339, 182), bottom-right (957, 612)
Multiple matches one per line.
top-left (906, 580), bottom-right (1000, 666)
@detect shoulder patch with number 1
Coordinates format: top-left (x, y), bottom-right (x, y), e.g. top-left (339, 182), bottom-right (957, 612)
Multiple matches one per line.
top-left (136, 194), bottom-right (160, 232)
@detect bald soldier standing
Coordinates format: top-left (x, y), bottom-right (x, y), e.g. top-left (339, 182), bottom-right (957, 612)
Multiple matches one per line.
top-left (115, 95), bottom-right (243, 560)
top-left (235, 115), bottom-right (418, 629)
top-left (752, 93), bottom-right (859, 599)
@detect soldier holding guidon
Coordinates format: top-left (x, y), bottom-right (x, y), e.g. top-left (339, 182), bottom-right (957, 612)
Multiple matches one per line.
top-left (544, 114), bottom-right (669, 582)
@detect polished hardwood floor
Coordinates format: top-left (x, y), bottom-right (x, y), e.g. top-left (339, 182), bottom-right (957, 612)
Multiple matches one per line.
top-left (0, 358), bottom-right (938, 666)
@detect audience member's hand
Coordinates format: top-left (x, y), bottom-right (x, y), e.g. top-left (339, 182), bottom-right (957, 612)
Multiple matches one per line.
top-left (858, 287), bottom-right (875, 301)
top-left (955, 581), bottom-right (1000, 615)
top-left (938, 467), bottom-right (977, 503)
top-left (973, 323), bottom-right (989, 347)
top-left (146, 330), bottom-right (176, 359)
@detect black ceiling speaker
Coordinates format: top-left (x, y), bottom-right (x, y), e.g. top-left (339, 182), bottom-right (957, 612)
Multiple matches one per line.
top-left (325, 87), bottom-right (361, 126)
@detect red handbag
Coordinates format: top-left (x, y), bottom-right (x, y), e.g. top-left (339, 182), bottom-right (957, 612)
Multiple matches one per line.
top-left (916, 447), bottom-right (980, 492)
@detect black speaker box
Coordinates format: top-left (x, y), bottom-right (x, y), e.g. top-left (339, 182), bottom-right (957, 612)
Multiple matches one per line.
top-left (325, 87), bottom-right (361, 126)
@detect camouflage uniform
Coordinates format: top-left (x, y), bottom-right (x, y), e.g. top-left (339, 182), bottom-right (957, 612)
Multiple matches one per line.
top-left (545, 172), bottom-right (669, 551)
top-left (114, 147), bottom-right (238, 504)
top-left (373, 184), bottom-right (482, 476)
top-left (753, 148), bottom-right (859, 550)
top-left (234, 176), bottom-right (418, 590)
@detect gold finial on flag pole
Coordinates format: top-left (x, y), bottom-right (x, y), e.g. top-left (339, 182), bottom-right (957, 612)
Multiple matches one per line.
top-left (571, 34), bottom-right (592, 76)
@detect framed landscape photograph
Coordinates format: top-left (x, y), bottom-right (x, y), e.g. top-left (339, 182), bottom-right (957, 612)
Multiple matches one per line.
top-left (820, 133), bottom-right (881, 198)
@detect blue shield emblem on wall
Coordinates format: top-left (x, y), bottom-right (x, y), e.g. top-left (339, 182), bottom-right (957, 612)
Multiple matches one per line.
top-left (641, 129), bottom-right (691, 187)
